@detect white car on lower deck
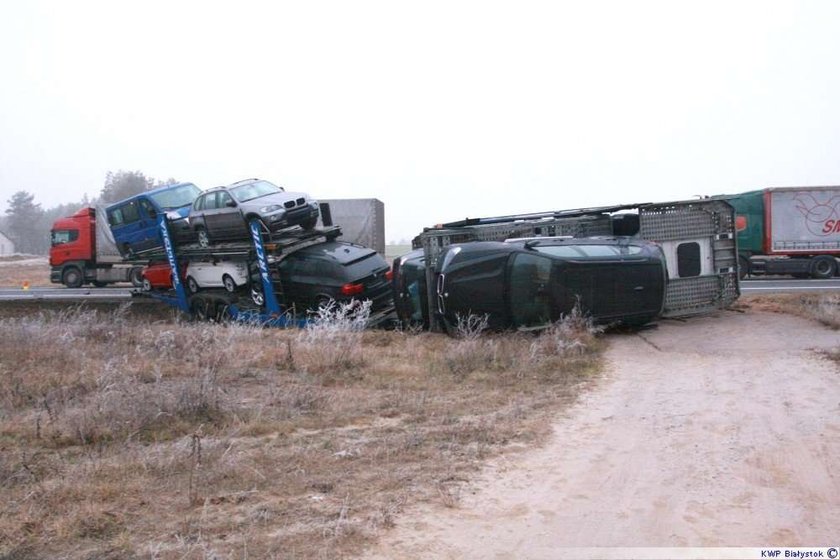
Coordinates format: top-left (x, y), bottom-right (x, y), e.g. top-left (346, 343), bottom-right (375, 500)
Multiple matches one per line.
top-left (184, 260), bottom-right (249, 294)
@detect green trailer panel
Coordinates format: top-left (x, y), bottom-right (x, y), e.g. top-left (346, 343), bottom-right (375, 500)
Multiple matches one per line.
top-left (725, 190), bottom-right (764, 255)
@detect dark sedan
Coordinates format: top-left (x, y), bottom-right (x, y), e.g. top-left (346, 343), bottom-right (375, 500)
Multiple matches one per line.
top-left (431, 237), bottom-right (668, 331)
top-left (253, 241), bottom-right (393, 313)
top-left (190, 178), bottom-right (320, 247)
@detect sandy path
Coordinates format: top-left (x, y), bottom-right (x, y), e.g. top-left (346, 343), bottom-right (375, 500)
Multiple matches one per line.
top-left (368, 310), bottom-right (840, 558)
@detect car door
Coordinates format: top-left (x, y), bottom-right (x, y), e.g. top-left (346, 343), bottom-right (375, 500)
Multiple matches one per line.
top-left (215, 191), bottom-right (245, 238)
top-left (507, 252), bottom-right (555, 328)
top-left (107, 201), bottom-right (145, 253)
top-left (201, 193), bottom-right (225, 238)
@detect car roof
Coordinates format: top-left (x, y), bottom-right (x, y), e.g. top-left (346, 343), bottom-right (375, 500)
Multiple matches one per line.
top-left (292, 241), bottom-right (378, 265)
top-left (105, 182), bottom-right (199, 208)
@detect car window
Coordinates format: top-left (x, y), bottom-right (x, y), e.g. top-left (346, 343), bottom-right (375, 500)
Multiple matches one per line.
top-left (509, 253), bottom-right (553, 327)
top-left (148, 183), bottom-right (201, 209)
top-left (218, 192), bottom-right (235, 208)
top-left (139, 198), bottom-right (158, 219)
top-left (203, 193), bottom-right (218, 210)
top-left (534, 244), bottom-right (643, 258)
top-left (193, 195), bottom-right (205, 211)
top-left (110, 202), bottom-right (140, 225)
top-left (231, 181), bottom-right (282, 202)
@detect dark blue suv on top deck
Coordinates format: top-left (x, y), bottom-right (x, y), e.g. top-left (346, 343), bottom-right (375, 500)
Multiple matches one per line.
top-left (106, 182), bottom-right (201, 257)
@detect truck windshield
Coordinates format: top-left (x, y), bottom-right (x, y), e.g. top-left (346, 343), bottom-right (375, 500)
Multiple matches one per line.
top-left (51, 229), bottom-right (79, 246)
top-left (148, 184), bottom-right (201, 210)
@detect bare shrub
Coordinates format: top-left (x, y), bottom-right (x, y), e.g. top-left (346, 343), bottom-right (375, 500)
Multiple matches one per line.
top-left (527, 305), bottom-right (601, 366)
top-left (454, 313), bottom-right (489, 340)
top-left (295, 300), bottom-right (371, 375)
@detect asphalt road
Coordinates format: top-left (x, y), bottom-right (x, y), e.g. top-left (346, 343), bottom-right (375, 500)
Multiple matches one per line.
top-left (0, 278), bottom-right (838, 302)
top-left (739, 278), bottom-right (840, 293)
top-left (0, 287), bottom-right (135, 301)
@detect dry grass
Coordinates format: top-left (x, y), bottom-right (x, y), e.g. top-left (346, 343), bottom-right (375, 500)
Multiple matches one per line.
top-left (0, 258), bottom-right (51, 288)
top-left (0, 303), bottom-right (602, 559)
top-left (738, 293), bottom-right (840, 330)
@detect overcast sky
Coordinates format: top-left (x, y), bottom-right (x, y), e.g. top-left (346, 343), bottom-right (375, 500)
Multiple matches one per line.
top-left (1, 1), bottom-right (839, 242)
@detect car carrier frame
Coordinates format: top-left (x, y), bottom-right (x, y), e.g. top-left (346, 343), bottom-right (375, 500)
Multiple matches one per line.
top-left (139, 215), bottom-right (396, 327)
top-left (414, 198), bottom-right (740, 332)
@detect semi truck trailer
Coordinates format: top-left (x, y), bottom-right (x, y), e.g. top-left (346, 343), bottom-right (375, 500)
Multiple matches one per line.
top-left (49, 207), bottom-right (145, 288)
top-left (725, 187), bottom-right (840, 279)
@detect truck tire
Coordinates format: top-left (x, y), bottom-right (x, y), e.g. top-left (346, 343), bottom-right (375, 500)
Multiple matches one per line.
top-left (190, 296), bottom-right (210, 321)
top-left (810, 256), bottom-right (837, 279)
top-left (62, 266), bottom-right (83, 288)
top-left (129, 267), bottom-right (144, 287)
top-left (738, 255), bottom-right (751, 280)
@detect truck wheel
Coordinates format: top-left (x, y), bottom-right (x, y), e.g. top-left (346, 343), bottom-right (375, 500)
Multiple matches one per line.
top-left (810, 256), bottom-right (837, 279)
top-left (62, 267), bottom-right (83, 288)
top-left (190, 296), bottom-right (210, 321)
top-left (129, 267), bottom-right (144, 287)
top-left (222, 274), bottom-right (237, 293)
top-left (738, 256), bottom-right (750, 280)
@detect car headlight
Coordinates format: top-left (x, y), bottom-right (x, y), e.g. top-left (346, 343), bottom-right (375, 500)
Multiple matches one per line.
top-left (309, 201), bottom-right (319, 209)
top-left (260, 205), bottom-right (283, 213)
top-left (166, 211), bottom-right (183, 221)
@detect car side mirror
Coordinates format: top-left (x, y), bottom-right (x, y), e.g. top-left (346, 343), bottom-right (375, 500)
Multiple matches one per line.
top-left (226, 200), bottom-right (237, 208)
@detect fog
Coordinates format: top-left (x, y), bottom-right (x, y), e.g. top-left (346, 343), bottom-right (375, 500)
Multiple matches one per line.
top-left (1, 0), bottom-right (839, 242)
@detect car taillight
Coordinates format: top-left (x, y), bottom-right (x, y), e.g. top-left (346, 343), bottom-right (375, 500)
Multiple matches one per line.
top-left (385, 269), bottom-right (394, 282)
top-left (340, 282), bottom-right (364, 296)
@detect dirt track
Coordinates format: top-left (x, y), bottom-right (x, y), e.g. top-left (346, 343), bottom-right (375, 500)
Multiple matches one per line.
top-left (368, 309), bottom-right (840, 558)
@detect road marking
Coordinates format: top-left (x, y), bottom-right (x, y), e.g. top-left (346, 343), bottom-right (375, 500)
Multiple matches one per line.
top-left (741, 286), bottom-right (839, 291)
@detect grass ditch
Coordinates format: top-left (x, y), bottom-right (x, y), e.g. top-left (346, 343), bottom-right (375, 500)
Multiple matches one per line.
top-left (0, 303), bottom-right (602, 559)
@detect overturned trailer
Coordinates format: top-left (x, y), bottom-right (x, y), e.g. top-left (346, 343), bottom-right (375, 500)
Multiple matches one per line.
top-left (412, 199), bottom-right (739, 332)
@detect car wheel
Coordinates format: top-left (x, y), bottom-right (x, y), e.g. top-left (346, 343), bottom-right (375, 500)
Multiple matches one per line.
top-left (92, 280), bottom-right (108, 288)
top-left (186, 276), bottom-right (200, 294)
top-left (250, 286), bottom-right (265, 306)
top-left (62, 267), bottom-right (83, 288)
top-left (142, 277), bottom-right (152, 291)
top-left (129, 267), bottom-right (144, 287)
top-left (301, 217), bottom-right (317, 231)
top-left (122, 244), bottom-right (136, 259)
top-left (222, 274), bottom-right (237, 293)
top-left (196, 228), bottom-right (211, 248)
top-left (810, 256), bottom-right (837, 279)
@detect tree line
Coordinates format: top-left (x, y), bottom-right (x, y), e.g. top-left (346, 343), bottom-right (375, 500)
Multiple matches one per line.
top-left (2, 171), bottom-right (177, 255)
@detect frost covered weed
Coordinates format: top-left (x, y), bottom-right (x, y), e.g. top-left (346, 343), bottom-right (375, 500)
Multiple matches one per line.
top-left (296, 300), bottom-right (371, 375)
top-left (442, 307), bottom-right (601, 378)
top-left (528, 306), bottom-right (602, 364)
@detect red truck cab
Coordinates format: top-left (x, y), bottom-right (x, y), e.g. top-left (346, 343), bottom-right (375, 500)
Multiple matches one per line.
top-left (50, 207), bottom-right (144, 288)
